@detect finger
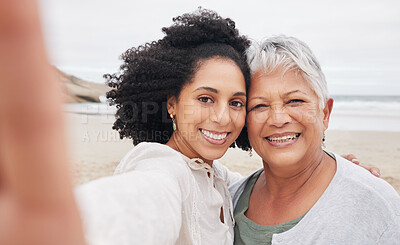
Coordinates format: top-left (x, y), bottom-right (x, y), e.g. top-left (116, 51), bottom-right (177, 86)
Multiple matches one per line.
top-left (359, 164), bottom-right (381, 178)
top-left (342, 154), bottom-right (360, 165)
top-left (351, 158), bottom-right (361, 165)
top-left (370, 167), bottom-right (381, 178)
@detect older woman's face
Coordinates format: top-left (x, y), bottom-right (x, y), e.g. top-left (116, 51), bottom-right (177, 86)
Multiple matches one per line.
top-left (247, 68), bottom-right (333, 169)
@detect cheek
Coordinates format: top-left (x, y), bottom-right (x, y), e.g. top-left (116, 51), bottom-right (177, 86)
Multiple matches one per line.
top-left (286, 105), bottom-right (318, 125)
top-left (250, 110), bottom-right (269, 125)
top-left (247, 111), bottom-right (267, 142)
top-left (247, 111), bottom-right (268, 131)
top-left (287, 106), bottom-right (325, 136)
top-left (180, 102), bottom-right (203, 122)
top-left (197, 104), bottom-right (214, 123)
top-left (232, 109), bottom-right (246, 128)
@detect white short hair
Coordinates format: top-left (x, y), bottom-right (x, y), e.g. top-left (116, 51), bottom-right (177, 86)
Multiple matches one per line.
top-left (246, 35), bottom-right (328, 108)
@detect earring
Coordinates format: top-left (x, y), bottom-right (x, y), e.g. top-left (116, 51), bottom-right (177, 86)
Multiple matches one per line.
top-left (249, 148), bottom-right (253, 157)
top-left (322, 132), bottom-right (326, 149)
top-left (170, 113), bottom-right (176, 131)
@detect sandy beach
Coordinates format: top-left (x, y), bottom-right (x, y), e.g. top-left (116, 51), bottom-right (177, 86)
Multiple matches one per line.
top-left (66, 113), bottom-right (400, 194)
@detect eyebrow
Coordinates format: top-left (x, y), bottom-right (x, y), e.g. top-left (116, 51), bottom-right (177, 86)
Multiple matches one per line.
top-left (248, 90), bottom-right (306, 101)
top-left (248, 96), bottom-right (265, 102)
top-left (284, 90), bottom-right (306, 96)
top-left (193, 87), bottom-right (246, 97)
top-left (233, 92), bottom-right (246, 97)
top-left (193, 86), bottom-right (218, 94)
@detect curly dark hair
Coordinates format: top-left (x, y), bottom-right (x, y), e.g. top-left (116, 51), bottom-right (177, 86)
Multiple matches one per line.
top-left (105, 8), bottom-right (251, 150)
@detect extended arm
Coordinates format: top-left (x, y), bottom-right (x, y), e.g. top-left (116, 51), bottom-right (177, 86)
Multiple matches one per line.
top-left (75, 170), bottom-right (183, 244)
top-left (0, 1), bottom-right (85, 244)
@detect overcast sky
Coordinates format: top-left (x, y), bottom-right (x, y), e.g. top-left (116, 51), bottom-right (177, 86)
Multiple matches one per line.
top-left (38, 0), bottom-right (400, 95)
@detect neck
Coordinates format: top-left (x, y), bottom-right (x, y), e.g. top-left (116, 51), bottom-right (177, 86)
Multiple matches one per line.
top-left (166, 132), bottom-right (213, 166)
top-left (261, 150), bottom-right (333, 200)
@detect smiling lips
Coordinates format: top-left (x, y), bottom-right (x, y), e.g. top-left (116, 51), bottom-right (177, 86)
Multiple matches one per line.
top-left (266, 133), bottom-right (301, 143)
top-left (201, 129), bottom-right (228, 140)
top-left (200, 129), bottom-right (229, 145)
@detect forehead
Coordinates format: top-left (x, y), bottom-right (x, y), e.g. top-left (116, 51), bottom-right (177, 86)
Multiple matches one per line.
top-left (187, 58), bottom-right (246, 90)
top-left (249, 69), bottom-right (313, 96)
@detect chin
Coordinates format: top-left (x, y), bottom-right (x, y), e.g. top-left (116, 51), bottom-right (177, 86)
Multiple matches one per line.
top-left (204, 152), bottom-right (226, 161)
top-left (199, 147), bottom-right (228, 162)
top-left (263, 149), bottom-right (304, 167)
top-left (274, 155), bottom-right (301, 167)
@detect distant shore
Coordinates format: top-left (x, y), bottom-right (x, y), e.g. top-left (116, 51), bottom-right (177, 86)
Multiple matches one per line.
top-left (66, 113), bottom-right (400, 194)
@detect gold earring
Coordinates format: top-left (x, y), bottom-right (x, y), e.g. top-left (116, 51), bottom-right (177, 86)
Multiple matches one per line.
top-left (170, 113), bottom-right (176, 131)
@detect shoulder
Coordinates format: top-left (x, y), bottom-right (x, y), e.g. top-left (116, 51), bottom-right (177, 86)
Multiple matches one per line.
top-left (378, 215), bottom-right (400, 244)
top-left (229, 168), bottom-right (262, 209)
top-left (115, 142), bottom-right (191, 176)
top-left (273, 154), bottom-right (400, 243)
top-left (113, 142), bottom-right (194, 198)
top-left (325, 153), bottom-right (400, 229)
top-left (212, 160), bottom-right (244, 186)
top-left (75, 144), bottom-right (188, 218)
top-left (334, 153), bottom-right (400, 214)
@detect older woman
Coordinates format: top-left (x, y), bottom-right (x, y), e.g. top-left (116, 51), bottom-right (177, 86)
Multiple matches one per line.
top-left (231, 36), bottom-right (400, 244)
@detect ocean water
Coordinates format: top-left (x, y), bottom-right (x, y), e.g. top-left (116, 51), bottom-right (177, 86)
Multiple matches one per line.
top-left (57, 66), bottom-right (400, 97)
top-left (329, 96), bottom-right (400, 132)
top-left (64, 95), bottom-right (400, 132)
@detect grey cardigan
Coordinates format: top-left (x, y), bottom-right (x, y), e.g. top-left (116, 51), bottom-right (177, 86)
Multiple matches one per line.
top-left (229, 153), bottom-right (400, 244)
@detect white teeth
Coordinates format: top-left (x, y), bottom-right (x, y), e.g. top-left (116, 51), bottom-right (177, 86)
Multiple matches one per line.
top-left (267, 133), bottom-right (300, 143)
top-left (201, 129), bottom-right (228, 140)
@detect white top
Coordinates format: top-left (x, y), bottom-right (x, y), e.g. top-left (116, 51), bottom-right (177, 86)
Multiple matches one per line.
top-left (230, 153), bottom-right (400, 244)
top-left (75, 142), bottom-right (243, 245)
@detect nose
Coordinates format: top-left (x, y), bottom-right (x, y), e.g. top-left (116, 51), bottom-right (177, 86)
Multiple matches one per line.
top-left (210, 104), bottom-right (230, 126)
top-left (267, 103), bottom-right (291, 128)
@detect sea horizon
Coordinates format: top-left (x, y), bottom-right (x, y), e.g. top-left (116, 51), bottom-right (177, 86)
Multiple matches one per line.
top-left (64, 94), bottom-right (400, 132)
top-left (57, 65), bottom-right (400, 97)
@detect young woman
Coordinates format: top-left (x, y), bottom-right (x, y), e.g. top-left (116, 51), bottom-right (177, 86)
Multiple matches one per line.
top-left (74, 9), bottom-right (251, 245)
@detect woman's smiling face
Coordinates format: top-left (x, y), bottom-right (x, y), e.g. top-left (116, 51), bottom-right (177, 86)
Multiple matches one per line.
top-left (168, 58), bottom-right (247, 162)
top-left (246, 68), bottom-right (333, 170)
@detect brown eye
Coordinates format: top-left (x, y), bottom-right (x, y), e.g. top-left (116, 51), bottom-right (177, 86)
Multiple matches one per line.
top-left (230, 101), bottom-right (245, 108)
top-left (198, 96), bottom-right (213, 103)
top-left (249, 104), bottom-right (268, 111)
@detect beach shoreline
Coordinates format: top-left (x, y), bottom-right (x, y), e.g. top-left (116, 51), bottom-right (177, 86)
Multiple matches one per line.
top-left (66, 113), bottom-right (400, 194)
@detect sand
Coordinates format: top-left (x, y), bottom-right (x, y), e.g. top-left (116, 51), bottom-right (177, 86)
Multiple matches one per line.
top-left (66, 113), bottom-right (400, 194)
